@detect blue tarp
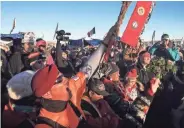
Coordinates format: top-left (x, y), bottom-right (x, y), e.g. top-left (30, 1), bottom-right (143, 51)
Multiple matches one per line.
top-left (68, 39), bottom-right (84, 49)
top-left (1, 33), bottom-right (24, 39)
top-left (85, 39), bottom-right (102, 46)
top-left (69, 39), bottom-right (83, 47)
top-left (68, 38), bottom-right (102, 49)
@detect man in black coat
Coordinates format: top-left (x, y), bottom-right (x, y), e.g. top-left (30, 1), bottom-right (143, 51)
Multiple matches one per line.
top-left (143, 62), bottom-right (184, 128)
top-left (55, 40), bottom-right (76, 77)
top-left (134, 51), bottom-right (155, 89)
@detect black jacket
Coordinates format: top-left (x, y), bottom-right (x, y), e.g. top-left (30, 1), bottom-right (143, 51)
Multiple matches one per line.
top-left (56, 41), bottom-right (76, 77)
top-left (143, 74), bottom-right (184, 128)
top-left (134, 62), bottom-right (155, 88)
top-left (104, 94), bottom-right (135, 118)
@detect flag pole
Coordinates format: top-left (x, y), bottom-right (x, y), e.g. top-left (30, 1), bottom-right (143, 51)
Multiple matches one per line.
top-left (10, 18), bottom-right (16, 34)
top-left (152, 30), bottom-right (155, 45)
top-left (53, 23), bottom-right (59, 40)
top-left (103, 1), bottom-right (132, 62)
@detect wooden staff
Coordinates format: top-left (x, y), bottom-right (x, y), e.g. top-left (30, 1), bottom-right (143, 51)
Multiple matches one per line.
top-left (103, 1), bottom-right (132, 62)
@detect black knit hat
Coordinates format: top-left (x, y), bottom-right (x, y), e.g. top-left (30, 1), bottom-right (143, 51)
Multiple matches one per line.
top-left (106, 63), bottom-right (119, 76)
top-left (161, 34), bottom-right (170, 40)
top-left (36, 38), bottom-right (43, 42)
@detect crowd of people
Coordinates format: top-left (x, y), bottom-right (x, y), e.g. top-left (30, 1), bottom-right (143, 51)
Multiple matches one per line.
top-left (1, 31), bottom-right (184, 128)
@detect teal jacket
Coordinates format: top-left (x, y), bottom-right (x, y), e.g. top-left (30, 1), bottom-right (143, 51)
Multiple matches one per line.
top-left (149, 44), bottom-right (180, 62)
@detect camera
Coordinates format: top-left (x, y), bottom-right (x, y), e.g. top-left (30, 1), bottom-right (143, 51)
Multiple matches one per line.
top-left (56, 30), bottom-right (71, 41)
top-left (39, 53), bottom-right (47, 60)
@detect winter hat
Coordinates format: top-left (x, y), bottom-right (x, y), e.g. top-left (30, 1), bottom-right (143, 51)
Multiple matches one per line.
top-left (31, 64), bottom-right (58, 97)
top-left (36, 39), bottom-right (46, 47)
top-left (127, 69), bottom-right (137, 78)
top-left (22, 32), bottom-right (35, 44)
top-left (141, 52), bottom-right (151, 58)
top-left (36, 38), bottom-right (43, 42)
top-left (161, 34), bottom-right (170, 40)
top-left (6, 70), bottom-right (36, 100)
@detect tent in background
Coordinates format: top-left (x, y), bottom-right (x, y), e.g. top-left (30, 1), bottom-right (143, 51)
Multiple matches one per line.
top-left (68, 39), bottom-right (84, 50)
top-left (68, 38), bottom-right (102, 50)
top-left (1, 33), bottom-right (24, 39)
top-left (84, 39), bottom-right (102, 46)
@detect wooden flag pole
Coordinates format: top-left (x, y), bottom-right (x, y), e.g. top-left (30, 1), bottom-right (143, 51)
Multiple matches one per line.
top-left (116, 2), bottom-right (132, 36)
top-left (103, 1), bottom-right (132, 62)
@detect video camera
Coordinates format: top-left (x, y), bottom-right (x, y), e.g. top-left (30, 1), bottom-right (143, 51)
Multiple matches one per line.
top-left (56, 30), bottom-right (71, 41)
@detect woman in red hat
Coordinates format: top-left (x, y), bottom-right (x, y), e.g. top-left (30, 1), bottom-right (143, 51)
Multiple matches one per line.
top-left (122, 69), bottom-right (143, 102)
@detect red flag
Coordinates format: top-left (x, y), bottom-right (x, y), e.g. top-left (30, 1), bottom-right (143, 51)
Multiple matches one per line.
top-left (121, 1), bottom-right (153, 47)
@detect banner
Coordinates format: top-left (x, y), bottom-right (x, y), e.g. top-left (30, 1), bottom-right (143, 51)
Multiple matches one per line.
top-left (121, 1), bottom-right (154, 47)
top-left (1, 33), bottom-right (24, 39)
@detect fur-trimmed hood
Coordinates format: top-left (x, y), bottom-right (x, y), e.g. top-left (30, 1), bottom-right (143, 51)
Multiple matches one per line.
top-left (6, 70), bottom-right (36, 100)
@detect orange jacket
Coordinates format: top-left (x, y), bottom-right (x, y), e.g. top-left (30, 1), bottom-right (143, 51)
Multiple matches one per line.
top-left (35, 104), bottom-right (79, 128)
top-left (68, 72), bottom-right (86, 119)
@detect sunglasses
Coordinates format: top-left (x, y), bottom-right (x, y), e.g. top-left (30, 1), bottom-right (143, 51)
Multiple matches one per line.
top-left (40, 45), bottom-right (46, 48)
